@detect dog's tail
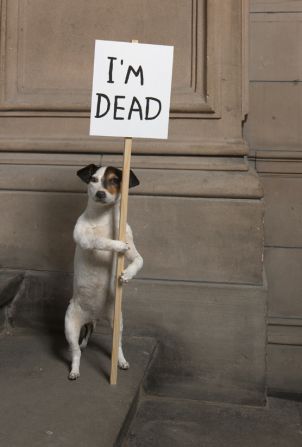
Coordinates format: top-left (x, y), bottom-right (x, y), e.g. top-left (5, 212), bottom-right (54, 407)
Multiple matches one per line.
top-left (79, 322), bottom-right (94, 349)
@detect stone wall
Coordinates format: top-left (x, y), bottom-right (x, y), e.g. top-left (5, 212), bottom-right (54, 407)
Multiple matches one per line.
top-left (245, 0), bottom-right (302, 394)
top-left (0, 0), bottom-right (266, 404)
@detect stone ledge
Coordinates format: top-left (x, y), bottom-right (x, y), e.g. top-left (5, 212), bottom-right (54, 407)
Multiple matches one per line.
top-left (0, 137), bottom-right (249, 156)
top-left (0, 163), bottom-right (263, 199)
top-left (0, 152), bottom-right (248, 171)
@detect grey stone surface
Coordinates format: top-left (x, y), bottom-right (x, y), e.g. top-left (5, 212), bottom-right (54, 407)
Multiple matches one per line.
top-left (246, 3), bottom-right (302, 398)
top-left (0, 192), bottom-right (265, 285)
top-left (0, 332), bottom-right (156, 447)
top-left (0, 0), bottom-right (269, 424)
top-left (268, 344), bottom-right (302, 395)
top-left (8, 271), bottom-right (72, 331)
top-left (250, 11), bottom-right (302, 82)
top-left (244, 83), bottom-right (302, 149)
top-left (5, 270), bottom-right (267, 405)
top-left (261, 175), bottom-right (302, 248)
top-left (0, 0), bottom-right (246, 151)
top-left (0, 271), bottom-right (24, 307)
top-left (124, 279), bottom-right (267, 406)
top-left (0, 305), bottom-right (4, 329)
top-left (250, 1), bottom-right (302, 13)
top-left (0, 163), bottom-right (263, 199)
top-left (0, 270), bottom-right (24, 331)
top-left (125, 397), bottom-right (302, 447)
top-left (129, 196), bottom-right (264, 285)
top-left (265, 247), bottom-right (302, 317)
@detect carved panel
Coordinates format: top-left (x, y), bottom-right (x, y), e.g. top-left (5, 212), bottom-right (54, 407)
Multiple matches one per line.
top-left (0, 0), bottom-right (221, 117)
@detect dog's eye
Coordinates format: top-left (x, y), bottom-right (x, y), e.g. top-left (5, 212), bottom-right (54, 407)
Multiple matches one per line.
top-left (110, 177), bottom-right (120, 185)
top-left (91, 176), bottom-right (98, 183)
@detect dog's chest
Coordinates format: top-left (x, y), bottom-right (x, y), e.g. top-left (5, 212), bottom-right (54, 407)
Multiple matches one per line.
top-left (83, 221), bottom-right (116, 266)
top-left (93, 220), bottom-right (116, 240)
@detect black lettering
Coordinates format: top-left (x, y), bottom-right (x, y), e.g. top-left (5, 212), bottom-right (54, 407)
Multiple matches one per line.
top-left (145, 97), bottom-right (162, 120)
top-left (125, 65), bottom-right (144, 86)
top-left (114, 95), bottom-right (126, 120)
top-left (95, 93), bottom-right (110, 118)
top-left (107, 56), bottom-right (117, 83)
top-left (128, 96), bottom-right (143, 120)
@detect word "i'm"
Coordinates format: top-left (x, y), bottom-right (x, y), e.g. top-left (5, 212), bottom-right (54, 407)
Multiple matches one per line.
top-left (107, 56), bottom-right (144, 86)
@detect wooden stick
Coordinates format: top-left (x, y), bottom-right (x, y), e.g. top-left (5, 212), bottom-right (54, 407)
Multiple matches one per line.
top-left (110, 137), bottom-right (132, 385)
top-left (110, 39), bottom-right (138, 386)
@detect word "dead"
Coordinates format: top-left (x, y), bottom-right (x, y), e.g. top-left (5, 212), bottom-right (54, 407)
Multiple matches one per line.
top-left (95, 94), bottom-right (161, 120)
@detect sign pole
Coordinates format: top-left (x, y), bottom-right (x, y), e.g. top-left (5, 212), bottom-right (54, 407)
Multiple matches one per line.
top-left (110, 137), bottom-right (132, 385)
top-left (110, 40), bottom-right (138, 385)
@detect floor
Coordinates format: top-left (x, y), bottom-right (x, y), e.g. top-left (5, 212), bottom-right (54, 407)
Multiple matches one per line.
top-left (1, 331), bottom-right (302, 447)
top-left (0, 331), bottom-right (156, 447)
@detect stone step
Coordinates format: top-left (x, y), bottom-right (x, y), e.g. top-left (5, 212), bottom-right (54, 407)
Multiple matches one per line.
top-left (0, 332), bottom-right (157, 447)
top-left (123, 396), bottom-right (302, 447)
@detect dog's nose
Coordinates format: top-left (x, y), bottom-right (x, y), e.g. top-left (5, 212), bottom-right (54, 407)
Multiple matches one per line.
top-left (96, 191), bottom-right (106, 200)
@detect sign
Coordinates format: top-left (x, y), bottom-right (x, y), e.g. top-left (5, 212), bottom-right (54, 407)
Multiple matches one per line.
top-left (90, 40), bottom-right (174, 139)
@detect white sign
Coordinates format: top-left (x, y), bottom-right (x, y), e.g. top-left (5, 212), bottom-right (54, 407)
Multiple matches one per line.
top-left (90, 40), bottom-right (174, 139)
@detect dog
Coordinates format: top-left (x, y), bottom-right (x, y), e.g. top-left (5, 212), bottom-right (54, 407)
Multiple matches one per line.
top-left (65, 164), bottom-right (143, 380)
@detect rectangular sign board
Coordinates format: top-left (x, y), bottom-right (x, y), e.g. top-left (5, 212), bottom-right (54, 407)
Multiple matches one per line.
top-left (90, 40), bottom-right (174, 139)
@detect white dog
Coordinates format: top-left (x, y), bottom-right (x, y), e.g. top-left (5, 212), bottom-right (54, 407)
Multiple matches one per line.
top-left (65, 164), bottom-right (143, 380)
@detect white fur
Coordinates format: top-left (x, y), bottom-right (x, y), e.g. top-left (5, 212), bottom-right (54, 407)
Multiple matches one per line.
top-left (65, 166), bottom-right (143, 380)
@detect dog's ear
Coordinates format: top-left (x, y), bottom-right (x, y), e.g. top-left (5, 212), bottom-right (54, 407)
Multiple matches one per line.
top-left (129, 170), bottom-right (140, 188)
top-left (111, 168), bottom-right (140, 189)
top-left (77, 164), bottom-right (100, 184)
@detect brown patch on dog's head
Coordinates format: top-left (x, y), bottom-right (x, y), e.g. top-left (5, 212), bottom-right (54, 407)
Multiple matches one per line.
top-left (103, 167), bottom-right (122, 197)
top-left (103, 166), bottom-right (140, 194)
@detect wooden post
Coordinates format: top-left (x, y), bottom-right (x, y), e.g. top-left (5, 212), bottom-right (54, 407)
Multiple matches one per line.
top-left (110, 137), bottom-right (132, 385)
top-left (110, 39), bottom-right (138, 385)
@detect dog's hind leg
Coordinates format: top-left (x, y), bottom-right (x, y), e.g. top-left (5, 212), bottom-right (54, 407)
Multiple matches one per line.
top-left (117, 314), bottom-right (129, 370)
top-left (65, 303), bottom-right (85, 380)
top-left (79, 322), bottom-right (94, 349)
top-left (108, 304), bottom-right (129, 370)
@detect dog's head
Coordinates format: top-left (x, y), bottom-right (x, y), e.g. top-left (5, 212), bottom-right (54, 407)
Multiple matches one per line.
top-left (76, 164), bottom-right (139, 205)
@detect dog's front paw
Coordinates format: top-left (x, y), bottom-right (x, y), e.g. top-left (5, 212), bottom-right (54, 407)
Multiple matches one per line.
top-left (68, 371), bottom-right (80, 380)
top-left (115, 241), bottom-right (129, 253)
top-left (120, 270), bottom-right (132, 284)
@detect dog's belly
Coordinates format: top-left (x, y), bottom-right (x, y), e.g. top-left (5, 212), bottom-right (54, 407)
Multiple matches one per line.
top-left (73, 247), bottom-right (116, 316)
